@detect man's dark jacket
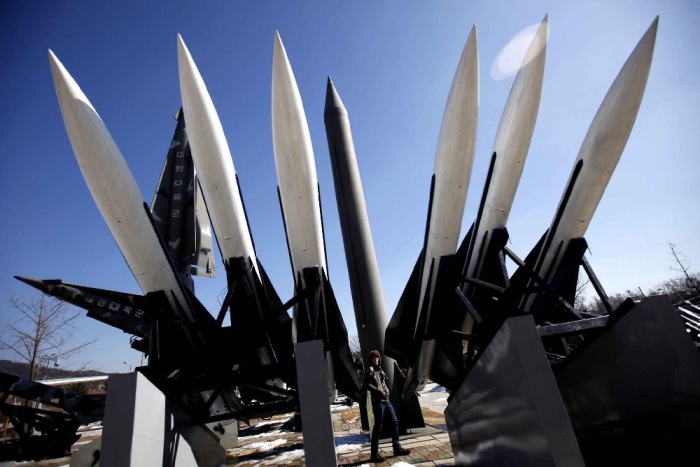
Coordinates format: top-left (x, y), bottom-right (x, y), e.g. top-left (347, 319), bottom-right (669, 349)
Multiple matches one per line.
top-left (365, 365), bottom-right (390, 403)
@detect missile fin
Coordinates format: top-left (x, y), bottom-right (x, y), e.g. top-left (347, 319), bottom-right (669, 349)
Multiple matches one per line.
top-left (226, 256), bottom-right (294, 373)
top-left (385, 254), bottom-right (423, 365)
top-left (14, 276), bottom-right (152, 338)
top-left (321, 274), bottom-right (362, 401)
top-left (191, 179), bottom-right (216, 278)
top-left (150, 109), bottom-right (216, 281)
top-left (256, 259), bottom-right (295, 364)
top-left (508, 230), bottom-right (548, 307)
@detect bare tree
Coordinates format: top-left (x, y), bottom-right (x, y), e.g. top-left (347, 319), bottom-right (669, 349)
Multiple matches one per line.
top-left (668, 242), bottom-right (700, 297)
top-left (348, 334), bottom-right (362, 361)
top-left (574, 271), bottom-right (591, 311)
top-left (0, 293), bottom-right (97, 380)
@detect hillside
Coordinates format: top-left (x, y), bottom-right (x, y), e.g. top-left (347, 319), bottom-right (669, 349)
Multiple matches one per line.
top-left (0, 359), bottom-right (106, 380)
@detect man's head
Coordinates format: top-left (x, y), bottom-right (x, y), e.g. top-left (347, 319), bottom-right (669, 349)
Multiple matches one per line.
top-left (369, 350), bottom-right (381, 366)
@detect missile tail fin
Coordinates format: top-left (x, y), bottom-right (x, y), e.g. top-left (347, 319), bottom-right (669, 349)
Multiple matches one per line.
top-left (385, 254), bottom-right (423, 365)
top-left (15, 276), bottom-right (152, 338)
top-left (150, 109), bottom-right (216, 282)
top-left (508, 230), bottom-right (548, 309)
top-left (322, 274), bottom-right (362, 401)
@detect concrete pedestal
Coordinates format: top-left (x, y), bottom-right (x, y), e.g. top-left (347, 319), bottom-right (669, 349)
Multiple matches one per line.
top-left (295, 340), bottom-right (337, 467)
top-left (100, 372), bottom-right (224, 467)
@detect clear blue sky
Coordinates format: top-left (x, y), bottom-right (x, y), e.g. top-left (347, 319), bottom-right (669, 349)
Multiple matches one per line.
top-left (1, 1), bottom-right (698, 374)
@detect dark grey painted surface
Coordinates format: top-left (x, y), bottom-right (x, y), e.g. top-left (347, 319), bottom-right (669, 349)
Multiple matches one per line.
top-left (555, 295), bottom-right (700, 464)
top-left (323, 78), bottom-right (394, 384)
top-left (295, 340), bottom-right (337, 467)
top-left (557, 295), bottom-right (700, 427)
top-left (444, 315), bottom-right (583, 466)
top-left (101, 373), bottom-right (136, 467)
top-left (70, 437), bottom-right (101, 467)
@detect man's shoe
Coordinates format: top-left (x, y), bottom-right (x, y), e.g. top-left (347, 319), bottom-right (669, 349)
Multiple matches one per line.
top-left (370, 454), bottom-right (386, 463)
top-left (394, 447), bottom-right (410, 456)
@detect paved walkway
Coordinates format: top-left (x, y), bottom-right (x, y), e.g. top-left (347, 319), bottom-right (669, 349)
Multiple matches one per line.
top-left (227, 389), bottom-right (455, 466)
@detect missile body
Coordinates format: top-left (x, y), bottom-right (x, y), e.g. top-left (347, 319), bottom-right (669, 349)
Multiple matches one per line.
top-left (272, 33), bottom-right (326, 278)
top-left (178, 35), bottom-right (294, 380)
top-left (48, 51), bottom-right (200, 327)
top-left (463, 16), bottom-right (548, 286)
top-left (177, 35), bottom-right (258, 277)
top-left (272, 32), bottom-right (361, 402)
top-left (323, 78), bottom-right (394, 383)
top-left (521, 18), bottom-right (658, 311)
top-left (402, 26), bottom-right (479, 391)
top-left (271, 31), bottom-right (327, 339)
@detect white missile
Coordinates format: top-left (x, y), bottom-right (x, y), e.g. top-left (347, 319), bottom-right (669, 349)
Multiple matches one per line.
top-left (410, 26), bottom-right (479, 390)
top-left (464, 15), bottom-right (548, 284)
top-left (271, 32), bottom-right (326, 278)
top-left (48, 50), bottom-right (196, 324)
top-left (177, 34), bottom-right (258, 277)
top-left (272, 32), bottom-right (352, 403)
top-left (524, 17), bottom-right (658, 309)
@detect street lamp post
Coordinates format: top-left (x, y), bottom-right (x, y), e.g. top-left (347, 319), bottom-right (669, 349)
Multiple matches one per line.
top-left (39, 354), bottom-right (60, 380)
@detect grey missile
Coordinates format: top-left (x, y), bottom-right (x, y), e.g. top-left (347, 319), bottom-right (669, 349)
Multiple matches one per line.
top-left (323, 77), bottom-right (395, 385)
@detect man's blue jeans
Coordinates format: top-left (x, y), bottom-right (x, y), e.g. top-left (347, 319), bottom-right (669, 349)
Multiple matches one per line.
top-left (371, 400), bottom-right (400, 455)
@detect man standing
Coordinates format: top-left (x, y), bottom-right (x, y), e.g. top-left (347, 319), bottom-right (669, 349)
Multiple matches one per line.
top-left (365, 350), bottom-right (410, 463)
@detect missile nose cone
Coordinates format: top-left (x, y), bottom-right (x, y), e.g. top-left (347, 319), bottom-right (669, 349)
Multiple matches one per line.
top-left (468, 24), bottom-right (477, 45)
top-left (48, 50), bottom-right (77, 102)
top-left (273, 31), bottom-right (286, 63)
top-left (324, 75), bottom-right (347, 119)
top-left (176, 33), bottom-right (188, 57)
top-left (48, 50), bottom-right (64, 90)
top-left (177, 34), bottom-right (194, 73)
top-left (14, 276), bottom-right (49, 292)
top-left (48, 49), bottom-right (58, 65)
top-left (272, 32), bottom-right (292, 94)
top-left (271, 31), bottom-right (308, 139)
top-left (643, 16), bottom-right (659, 48)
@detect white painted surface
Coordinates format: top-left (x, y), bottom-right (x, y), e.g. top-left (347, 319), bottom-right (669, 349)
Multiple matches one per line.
top-left (466, 16), bottom-right (548, 282)
top-left (177, 35), bottom-right (258, 277)
top-left (271, 32), bottom-right (326, 277)
top-left (48, 51), bottom-right (194, 323)
top-left (530, 18), bottom-right (658, 295)
top-left (413, 26), bottom-right (479, 389)
top-left (41, 375), bottom-right (109, 386)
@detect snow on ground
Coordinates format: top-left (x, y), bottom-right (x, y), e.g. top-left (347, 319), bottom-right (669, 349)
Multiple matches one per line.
top-left (335, 433), bottom-right (367, 454)
top-left (243, 438), bottom-right (287, 451)
top-left (256, 448), bottom-right (305, 465)
top-left (240, 418), bottom-right (281, 429)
